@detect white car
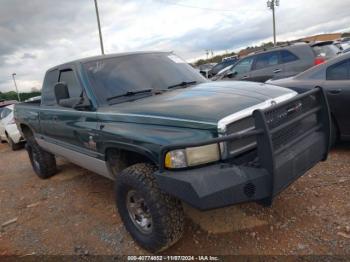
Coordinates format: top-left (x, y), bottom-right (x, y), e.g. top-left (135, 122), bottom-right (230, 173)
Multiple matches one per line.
top-left (0, 104), bottom-right (24, 150)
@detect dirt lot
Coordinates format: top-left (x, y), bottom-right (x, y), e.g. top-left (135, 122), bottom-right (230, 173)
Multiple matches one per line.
top-left (0, 142), bottom-right (349, 256)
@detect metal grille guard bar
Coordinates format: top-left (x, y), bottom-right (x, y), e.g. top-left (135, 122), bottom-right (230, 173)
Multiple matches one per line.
top-left (159, 87), bottom-right (331, 175)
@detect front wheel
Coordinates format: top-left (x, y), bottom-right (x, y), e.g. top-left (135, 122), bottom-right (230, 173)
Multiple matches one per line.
top-left (115, 163), bottom-right (184, 253)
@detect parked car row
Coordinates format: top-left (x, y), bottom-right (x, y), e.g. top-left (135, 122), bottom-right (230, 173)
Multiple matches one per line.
top-left (268, 52), bottom-right (350, 144)
top-left (213, 41), bottom-right (342, 82)
top-left (200, 41), bottom-right (349, 146)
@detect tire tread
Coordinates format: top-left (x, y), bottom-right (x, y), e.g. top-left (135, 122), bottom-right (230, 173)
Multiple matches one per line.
top-left (116, 163), bottom-right (184, 252)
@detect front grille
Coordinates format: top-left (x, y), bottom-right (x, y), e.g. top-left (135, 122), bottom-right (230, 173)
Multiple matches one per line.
top-left (225, 116), bottom-right (256, 156)
top-left (264, 93), bottom-right (320, 151)
top-left (223, 92), bottom-right (322, 158)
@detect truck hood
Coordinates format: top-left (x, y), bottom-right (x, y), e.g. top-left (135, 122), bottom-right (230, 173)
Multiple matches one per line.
top-left (98, 81), bottom-right (296, 130)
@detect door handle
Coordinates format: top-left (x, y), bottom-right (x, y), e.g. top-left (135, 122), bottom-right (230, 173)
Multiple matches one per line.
top-left (328, 89), bottom-right (342, 94)
top-left (273, 69), bottom-right (282, 73)
top-left (242, 75), bottom-right (249, 79)
top-left (52, 116), bottom-right (58, 121)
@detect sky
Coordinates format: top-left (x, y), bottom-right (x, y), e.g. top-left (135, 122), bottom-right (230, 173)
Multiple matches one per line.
top-left (0, 0), bottom-right (350, 93)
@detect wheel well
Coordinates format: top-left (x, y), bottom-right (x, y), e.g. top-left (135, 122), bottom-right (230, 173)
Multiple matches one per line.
top-left (20, 124), bottom-right (33, 139)
top-left (105, 148), bottom-right (156, 177)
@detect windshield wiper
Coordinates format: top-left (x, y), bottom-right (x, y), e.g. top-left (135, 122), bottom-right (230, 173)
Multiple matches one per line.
top-left (106, 88), bottom-right (153, 102)
top-left (167, 81), bottom-right (197, 89)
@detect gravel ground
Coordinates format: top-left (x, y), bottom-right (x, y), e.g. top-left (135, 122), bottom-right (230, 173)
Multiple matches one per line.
top-left (0, 142), bottom-right (349, 255)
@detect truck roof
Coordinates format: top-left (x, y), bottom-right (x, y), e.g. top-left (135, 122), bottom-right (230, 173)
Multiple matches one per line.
top-left (47, 51), bottom-right (170, 72)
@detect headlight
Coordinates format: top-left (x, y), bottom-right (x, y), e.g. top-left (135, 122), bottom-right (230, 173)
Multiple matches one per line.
top-left (165, 144), bottom-right (220, 169)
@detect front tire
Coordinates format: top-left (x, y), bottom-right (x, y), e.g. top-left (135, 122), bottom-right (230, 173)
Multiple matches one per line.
top-left (26, 136), bottom-right (57, 179)
top-left (115, 163), bottom-right (184, 253)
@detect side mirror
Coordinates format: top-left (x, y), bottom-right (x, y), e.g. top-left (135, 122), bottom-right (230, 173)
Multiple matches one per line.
top-left (54, 82), bottom-right (69, 104)
top-left (54, 82), bottom-right (92, 110)
top-left (58, 96), bottom-right (92, 110)
top-left (59, 97), bottom-right (81, 108)
top-left (73, 98), bottom-right (93, 111)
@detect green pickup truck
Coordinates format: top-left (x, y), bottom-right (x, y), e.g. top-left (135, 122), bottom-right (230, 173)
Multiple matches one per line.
top-left (14, 52), bottom-right (331, 252)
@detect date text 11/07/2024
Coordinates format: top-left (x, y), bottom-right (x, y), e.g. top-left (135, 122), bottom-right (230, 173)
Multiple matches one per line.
top-left (127, 256), bottom-right (220, 261)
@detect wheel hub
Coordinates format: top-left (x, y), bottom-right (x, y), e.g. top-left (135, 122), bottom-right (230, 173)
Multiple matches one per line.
top-left (126, 190), bottom-right (153, 234)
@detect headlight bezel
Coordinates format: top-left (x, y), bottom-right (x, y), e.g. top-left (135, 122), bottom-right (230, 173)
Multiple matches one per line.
top-left (164, 143), bottom-right (220, 169)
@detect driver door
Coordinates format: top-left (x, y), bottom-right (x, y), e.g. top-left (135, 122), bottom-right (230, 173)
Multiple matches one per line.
top-left (40, 66), bottom-right (99, 157)
top-left (323, 59), bottom-right (350, 138)
top-left (249, 51), bottom-right (283, 82)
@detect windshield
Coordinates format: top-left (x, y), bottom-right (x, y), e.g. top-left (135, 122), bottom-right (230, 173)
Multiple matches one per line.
top-left (83, 53), bottom-right (206, 104)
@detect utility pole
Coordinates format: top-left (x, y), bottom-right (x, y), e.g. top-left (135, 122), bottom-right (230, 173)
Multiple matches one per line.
top-left (94, 0), bottom-right (105, 55)
top-left (267, 0), bottom-right (280, 46)
top-left (11, 73), bottom-right (21, 102)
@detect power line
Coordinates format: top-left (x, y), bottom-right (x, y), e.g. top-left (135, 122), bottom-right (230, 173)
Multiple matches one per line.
top-left (156, 0), bottom-right (236, 12)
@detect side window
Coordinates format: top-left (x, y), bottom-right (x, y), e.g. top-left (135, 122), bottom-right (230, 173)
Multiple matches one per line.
top-left (253, 52), bottom-right (279, 70)
top-left (41, 69), bottom-right (59, 106)
top-left (280, 50), bottom-right (298, 63)
top-left (59, 70), bottom-right (82, 98)
top-left (232, 56), bottom-right (254, 74)
top-left (326, 60), bottom-right (350, 80)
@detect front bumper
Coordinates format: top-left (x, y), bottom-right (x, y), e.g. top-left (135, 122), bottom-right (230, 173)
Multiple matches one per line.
top-left (155, 88), bottom-right (330, 210)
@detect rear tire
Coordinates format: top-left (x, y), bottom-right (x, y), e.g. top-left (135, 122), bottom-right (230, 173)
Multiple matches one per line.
top-left (115, 163), bottom-right (184, 253)
top-left (26, 136), bottom-right (57, 179)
